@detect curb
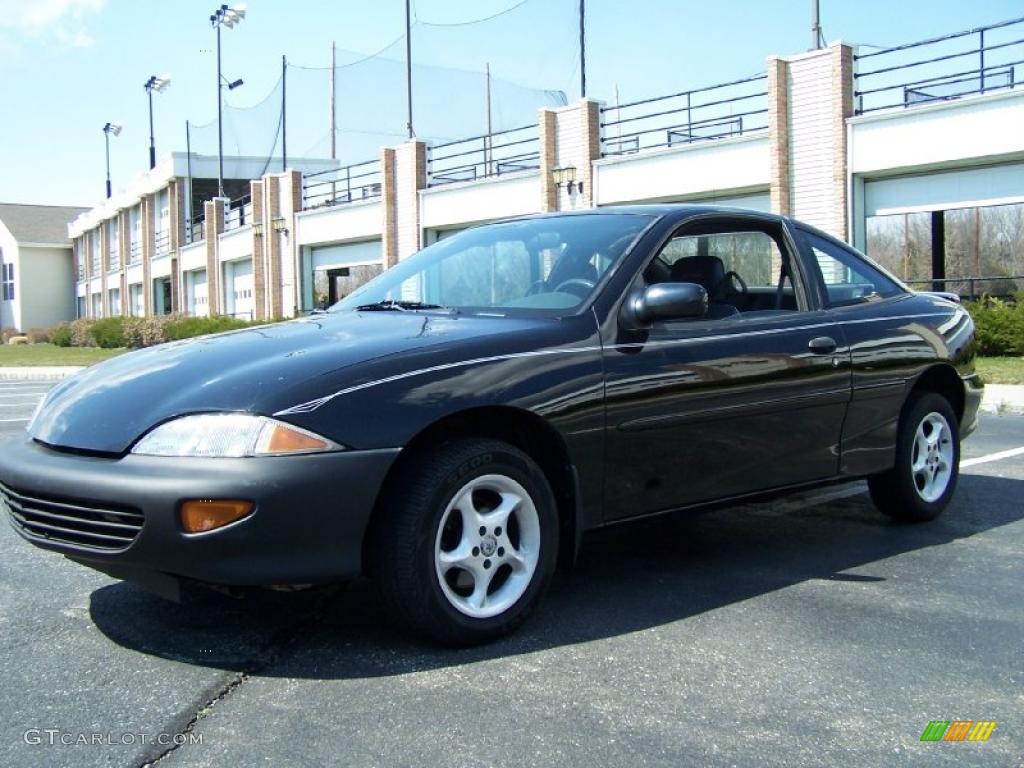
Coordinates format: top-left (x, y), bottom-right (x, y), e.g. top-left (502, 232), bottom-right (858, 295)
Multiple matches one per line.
top-left (0, 367), bottom-right (85, 381)
top-left (980, 383), bottom-right (1024, 416)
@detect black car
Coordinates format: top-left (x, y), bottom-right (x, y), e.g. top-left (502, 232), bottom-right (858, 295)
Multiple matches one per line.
top-left (0, 206), bottom-right (982, 645)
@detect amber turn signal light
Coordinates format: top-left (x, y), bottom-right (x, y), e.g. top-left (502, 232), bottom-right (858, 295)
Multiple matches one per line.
top-left (260, 423), bottom-right (332, 454)
top-left (180, 499), bottom-right (254, 533)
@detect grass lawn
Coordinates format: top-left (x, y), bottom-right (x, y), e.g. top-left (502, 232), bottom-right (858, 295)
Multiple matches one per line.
top-left (0, 344), bottom-right (126, 367)
top-left (976, 356), bottom-right (1024, 385)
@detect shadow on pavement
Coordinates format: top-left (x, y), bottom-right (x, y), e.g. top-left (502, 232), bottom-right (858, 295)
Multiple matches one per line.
top-left (89, 473), bottom-right (1024, 677)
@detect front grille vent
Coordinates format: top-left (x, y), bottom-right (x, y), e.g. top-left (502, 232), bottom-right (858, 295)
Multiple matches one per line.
top-left (1, 481), bottom-right (143, 552)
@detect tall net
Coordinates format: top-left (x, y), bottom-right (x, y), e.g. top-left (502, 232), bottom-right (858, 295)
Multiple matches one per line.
top-left (184, 0), bottom-right (577, 182)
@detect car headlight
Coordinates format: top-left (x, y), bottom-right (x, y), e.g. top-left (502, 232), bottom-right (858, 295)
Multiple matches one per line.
top-left (131, 413), bottom-right (344, 457)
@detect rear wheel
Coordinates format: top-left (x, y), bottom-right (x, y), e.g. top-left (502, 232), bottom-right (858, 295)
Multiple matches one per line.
top-left (868, 392), bottom-right (959, 521)
top-left (372, 438), bottom-right (558, 645)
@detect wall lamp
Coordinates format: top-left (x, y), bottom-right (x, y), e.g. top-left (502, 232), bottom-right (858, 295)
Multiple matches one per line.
top-left (552, 165), bottom-right (582, 195)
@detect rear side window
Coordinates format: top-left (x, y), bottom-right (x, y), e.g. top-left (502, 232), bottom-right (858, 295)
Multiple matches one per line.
top-left (801, 230), bottom-right (904, 307)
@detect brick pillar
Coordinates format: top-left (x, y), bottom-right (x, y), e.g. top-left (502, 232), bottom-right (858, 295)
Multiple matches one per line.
top-left (71, 239), bottom-right (81, 310)
top-left (83, 231), bottom-right (93, 318)
top-left (204, 198), bottom-right (225, 315)
top-left (279, 169), bottom-right (302, 316)
top-left (393, 140), bottom-right (427, 261)
top-left (265, 179), bottom-right (282, 318)
top-left (538, 109), bottom-right (558, 212)
top-left (832, 43), bottom-right (855, 240)
top-left (547, 99), bottom-right (602, 212)
top-left (767, 56), bottom-right (791, 216)
top-left (769, 42), bottom-right (854, 238)
top-left (380, 147), bottom-right (398, 268)
top-left (142, 197), bottom-right (154, 317)
top-left (119, 212), bottom-right (129, 317)
top-left (579, 99), bottom-right (601, 208)
top-left (99, 224), bottom-right (109, 317)
top-left (250, 179), bottom-right (265, 320)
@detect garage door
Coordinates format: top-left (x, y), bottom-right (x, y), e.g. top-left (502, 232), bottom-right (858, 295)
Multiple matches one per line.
top-left (311, 239), bottom-right (382, 270)
top-left (231, 261), bottom-right (253, 319)
top-left (188, 270), bottom-right (208, 317)
top-left (864, 162), bottom-right (1024, 217)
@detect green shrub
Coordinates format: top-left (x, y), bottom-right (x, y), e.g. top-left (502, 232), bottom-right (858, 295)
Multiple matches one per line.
top-left (163, 315), bottom-right (249, 341)
top-left (0, 327), bottom-right (22, 344)
top-left (26, 328), bottom-right (50, 344)
top-left (49, 323), bottom-right (73, 347)
top-left (69, 319), bottom-right (96, 347)
top-left (965, 294), bottom-right (1024, 357)
top-left (88, 317), bottom-right (127, 349)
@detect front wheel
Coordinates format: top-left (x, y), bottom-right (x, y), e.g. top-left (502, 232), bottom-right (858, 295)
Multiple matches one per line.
top-left (372, 438), bottom-right (558, 645)
top-left (868, 392), bottom-right (960, 521)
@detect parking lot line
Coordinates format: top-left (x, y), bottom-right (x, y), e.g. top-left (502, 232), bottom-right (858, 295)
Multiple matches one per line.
top-left (961, 446), bottom-right (1024, 468)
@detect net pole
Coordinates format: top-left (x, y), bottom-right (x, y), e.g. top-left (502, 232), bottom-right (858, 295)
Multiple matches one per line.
top-left (186, 120), bottom-right (193, 242)
top-left (485, 63), bottom-right (493, 176)
top-left (282, 55), bottom-right (287, 171)
top-left (405, 0), bottom-right (414, 138)
top-left (579, 0), bottom-right (586, 99)
top-left (331, 41), bottom-right (337, 204)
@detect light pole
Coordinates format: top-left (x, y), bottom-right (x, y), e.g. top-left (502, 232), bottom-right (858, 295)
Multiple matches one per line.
top-left (103, 122), bottom-right (123, 199)
top-left (144, 74), bottom-right (171, 170)
top-left (210, 3), bottom-right (247, 199)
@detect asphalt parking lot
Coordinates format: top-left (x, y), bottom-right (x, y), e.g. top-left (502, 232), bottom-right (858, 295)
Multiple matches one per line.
top-left (0, 377), bottom-right (1021, 768)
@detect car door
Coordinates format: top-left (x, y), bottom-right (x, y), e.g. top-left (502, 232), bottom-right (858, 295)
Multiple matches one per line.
top-left (601, 215), bottom-right (852, 521)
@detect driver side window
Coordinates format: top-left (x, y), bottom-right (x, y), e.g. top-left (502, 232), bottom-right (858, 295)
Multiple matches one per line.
top-left (646, 225), bottom-right (799, 319)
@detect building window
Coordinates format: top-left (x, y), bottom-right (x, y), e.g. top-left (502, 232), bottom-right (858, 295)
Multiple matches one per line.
top-left (1, 262), bottom-right (14, 301)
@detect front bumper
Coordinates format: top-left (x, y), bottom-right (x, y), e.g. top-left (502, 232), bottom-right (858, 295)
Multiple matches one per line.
top-left (0, 437), bottom-right (399, 593)
top-left (961, 373), bottom-right (984, 439)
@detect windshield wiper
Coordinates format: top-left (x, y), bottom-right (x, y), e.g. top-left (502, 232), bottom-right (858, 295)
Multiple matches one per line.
top-left (355, 299), bottom-right (447, 312)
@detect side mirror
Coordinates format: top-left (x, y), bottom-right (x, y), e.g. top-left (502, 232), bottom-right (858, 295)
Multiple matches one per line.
top-left (629, 283), bottom-right (708, 325)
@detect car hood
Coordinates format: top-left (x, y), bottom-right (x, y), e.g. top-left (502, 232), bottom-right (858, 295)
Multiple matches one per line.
top-left (30, 311), bottom-right (547, 454)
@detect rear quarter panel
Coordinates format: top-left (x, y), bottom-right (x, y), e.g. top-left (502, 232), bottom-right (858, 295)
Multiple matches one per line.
top-left (837, 292), bottom-right (976, 477)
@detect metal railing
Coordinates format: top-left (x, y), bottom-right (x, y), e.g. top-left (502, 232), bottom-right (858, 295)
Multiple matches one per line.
top-left (428, 124), bottom-right (540, 186)
top-left (154, 230), bottom-right (170, 257)
top-left (854, 16), bottom-right (1024, 114)
top-left (187, 216), bottom-right (205, 245)
top-left (128, 241), bottom-right (141, 265)
top-left (224, 196), bottom-right (252, 231)
top-left (303, 159), bottom-right (382, 209)
top-left (600, 73), bottom-right (769, 157)
top-left (906, 274), bottom-right (1024, 300)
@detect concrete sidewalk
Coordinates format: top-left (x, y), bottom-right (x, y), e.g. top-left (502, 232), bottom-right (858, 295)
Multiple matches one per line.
top-left (979, 383), bottom-right (1024, 415)
top-left (2, 365), bottom-right (1023, 414)
top-left (0, 366), bottom-right (84, 381)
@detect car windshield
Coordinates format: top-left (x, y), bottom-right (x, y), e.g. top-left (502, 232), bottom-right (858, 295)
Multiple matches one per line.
top-left (332, 214), bottom-right (654, 316)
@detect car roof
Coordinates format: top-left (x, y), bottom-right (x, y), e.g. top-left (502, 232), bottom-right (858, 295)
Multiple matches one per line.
top-left (497, 204), bottom-right (789, 225)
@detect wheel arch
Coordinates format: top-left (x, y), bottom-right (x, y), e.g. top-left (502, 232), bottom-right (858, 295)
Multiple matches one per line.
top-left (362, 405), bottom-right (582, 573)
top-left (910, 364), bottom-right (965, 425)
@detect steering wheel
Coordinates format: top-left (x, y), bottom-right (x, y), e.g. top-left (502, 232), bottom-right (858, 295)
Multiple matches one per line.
top-left (553, 278), bottom-right (596, 299)
top-left (721, 270), bottom-right (748, 295)
top-left (526, 279), bottom-right (548, 296)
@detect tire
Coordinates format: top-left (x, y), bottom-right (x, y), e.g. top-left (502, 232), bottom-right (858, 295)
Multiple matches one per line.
top-left (868, 391), bottom-right (960, 522)
top-left (371, 438), bottom-right (558, 646)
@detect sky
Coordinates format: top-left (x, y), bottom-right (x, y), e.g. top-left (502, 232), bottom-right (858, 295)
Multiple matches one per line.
top-left (0, 0), bottom-right (1020, 208)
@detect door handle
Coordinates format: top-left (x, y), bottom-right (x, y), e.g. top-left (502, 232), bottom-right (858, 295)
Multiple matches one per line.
top-left (808, 336), bottom-right (837, 355)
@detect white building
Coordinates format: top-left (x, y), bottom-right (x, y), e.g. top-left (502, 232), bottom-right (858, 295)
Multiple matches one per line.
top-left (0, 203), bottom-right (88, 335)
